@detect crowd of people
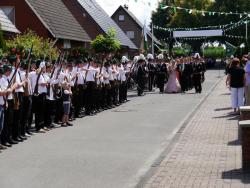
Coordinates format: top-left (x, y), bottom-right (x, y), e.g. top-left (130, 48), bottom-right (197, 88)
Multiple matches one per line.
top-left (0, 51), bottom-right (206, 151)
top-left (226, 53), bottom-right (250, 113)
top-left (134, 53), bottom-right (206, 96)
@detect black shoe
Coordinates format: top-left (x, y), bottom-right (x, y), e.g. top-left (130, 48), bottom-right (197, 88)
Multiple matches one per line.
top-left (20, 136), bottom-right (27, 140)
top-left (8, 139), bottom-right (18, 144)
top-left (2, 142), bottom-right (12, 147)
top-left (61, 123), bottom-right (67, 127)
top-left (13, 137), bottom-right (23, 142)
top-left (66, 122), bottom-right (73, 126)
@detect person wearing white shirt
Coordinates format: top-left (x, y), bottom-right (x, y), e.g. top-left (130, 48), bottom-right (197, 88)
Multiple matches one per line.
top-left (44, 63), bottom-right (57, 129)
top-left (1, 64), bottom-right (19, 146)
top-left (85, 59), bottom-right (98, 115)
top-left (111, 63), bottom-right (119, 106)
top-left (118, 63), bottom-right (128, 103)
top-left (19, 62), bottom-right (33, 137)
top-left (33, 61), bottom-right (48, 133)
top-left (72, 59), bottom-right (85, 118)
top-left (0, 69), bottom-right (9, 150)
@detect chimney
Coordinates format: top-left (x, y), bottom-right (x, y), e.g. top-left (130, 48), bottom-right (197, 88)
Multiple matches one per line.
top-left (124, 4), bottom-right (129, 10)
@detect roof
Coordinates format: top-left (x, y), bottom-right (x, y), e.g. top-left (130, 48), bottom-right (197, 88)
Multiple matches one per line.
top-left (76, 0), bottom-right (137, 49)
top-left (113, 6), bottom-right (161, 46)
top-left (0, 9), bottom-right (20, 33)
top-left (25, 0), bottom-right (91, 42)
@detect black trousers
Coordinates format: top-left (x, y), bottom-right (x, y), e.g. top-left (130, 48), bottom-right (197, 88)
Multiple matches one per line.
top-left (193, 74), bottom-right (202, 93)
top-left (137, 79), bottom-right (145, 96)
top-left (148, 73), bottom-right (155, 91)
top-left (21, 95), bottom-right (32, 135)
top-left (85, 81), bottom-right (95, 114)
top-left (13, 92), bottom-right (24, 139)
top-left (34, 93), bottom-right (46, 131)
top-left (106, 85), bottom-right (112, 106)
top-left (44, 99), bottom-right (55, 127)
top-left (113, 81), bottom-right (119, 105)
top-left (119, 81), bottom-right (127, 102)
top-left (1, 100), bottom-right (14, 144)
top-left (101, 85), bottom-right (108, 108)
top-left (73, 85), bottom-right (82, 117)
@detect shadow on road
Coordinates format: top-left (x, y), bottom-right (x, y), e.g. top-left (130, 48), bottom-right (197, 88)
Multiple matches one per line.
top-left (214, 107), bottom-right (232, 111)
top-left (222, 169), bottom-right (250, 184)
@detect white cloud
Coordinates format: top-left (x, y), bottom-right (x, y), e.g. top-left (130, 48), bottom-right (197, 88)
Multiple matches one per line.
top-left (96, 0), bottom-right (159, 26)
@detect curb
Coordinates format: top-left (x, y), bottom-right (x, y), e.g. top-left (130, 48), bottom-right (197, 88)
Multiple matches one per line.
top-left (134, 76), bottom-right (225, 188)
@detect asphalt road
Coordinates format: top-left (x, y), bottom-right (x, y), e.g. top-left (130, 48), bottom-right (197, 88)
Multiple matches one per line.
top-left (0, 70), bottom-right (221, 188)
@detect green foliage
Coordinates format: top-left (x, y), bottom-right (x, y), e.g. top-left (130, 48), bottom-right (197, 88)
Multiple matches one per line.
top-left (0, 30), bottom-right (5, 50)
top-left (152, 0), bottom-right (249, 47)
top-left (172, 43), bottom-right (192, 56)
top-left (5, 29), bottom-right (58, 60)
top-left (203, 47), bottom-right (226, 58)
top-left (91, 28), bottom-right (121, 54)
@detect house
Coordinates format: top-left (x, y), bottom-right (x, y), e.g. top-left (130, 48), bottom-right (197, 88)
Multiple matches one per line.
top-left (62, 0), bottom-right (138, 55)
top-left (0, 8), bottom-right (19, 38)
top-left (0, 0), bottom-right (91, 49)
top-left (111, 5), bottom-right (161, 53)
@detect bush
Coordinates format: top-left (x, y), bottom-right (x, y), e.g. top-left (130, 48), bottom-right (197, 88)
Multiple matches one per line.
top-left (203, 47), bottom-right (226, 59)
top-left (5, 29), bottom-right (58, 60)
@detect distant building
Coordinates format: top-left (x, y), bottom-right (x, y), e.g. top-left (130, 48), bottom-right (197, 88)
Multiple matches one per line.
top-left (63, 0), bottom-right (138, 55)
top-left (0, 0), bottom-right (91, 49)
top-left (112, 5), bottom-right (161, 53)
top-left (0, 8), bottom-right (19, 38)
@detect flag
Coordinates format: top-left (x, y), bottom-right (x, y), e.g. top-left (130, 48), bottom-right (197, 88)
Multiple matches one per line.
top-left (140, 23), bottom-right (148, 53)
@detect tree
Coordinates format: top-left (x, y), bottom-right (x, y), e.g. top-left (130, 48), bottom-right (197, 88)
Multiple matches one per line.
top-left (151, 0), bottom-right (249, 48)
top-left (5, 29), bottom-right (58, 60)
top-left (91, 28), bottom-right (121, 55)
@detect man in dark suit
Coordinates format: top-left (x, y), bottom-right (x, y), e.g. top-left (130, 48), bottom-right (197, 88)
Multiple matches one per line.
top-left (156, 54), bottom-right (167, 93)
top-left (147, 54), bottom-right (156, 91)
top-left (136, 55), bottom-right (147, 96)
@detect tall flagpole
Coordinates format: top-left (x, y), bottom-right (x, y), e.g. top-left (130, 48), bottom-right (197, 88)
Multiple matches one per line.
top-left (152, 23), bottom-right (154, 56)
top-left (246, 20), bottom-right (248, 41)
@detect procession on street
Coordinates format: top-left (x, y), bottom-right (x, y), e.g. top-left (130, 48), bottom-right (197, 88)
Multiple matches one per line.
top-left (0, 50), bottom-right (206, 150)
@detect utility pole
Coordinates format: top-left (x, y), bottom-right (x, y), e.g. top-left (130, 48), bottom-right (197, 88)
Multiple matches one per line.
top-left (246, 20), bottom-right (248, 41)
top-left (152, 23), bottom-right (154, 56)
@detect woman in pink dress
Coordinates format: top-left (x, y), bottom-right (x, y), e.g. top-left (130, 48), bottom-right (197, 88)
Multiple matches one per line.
top-left (164, 60), bottom-right (181, 93)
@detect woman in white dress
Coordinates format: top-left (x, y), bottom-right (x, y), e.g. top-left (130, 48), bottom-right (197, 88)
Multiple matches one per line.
top-left (164, 60), bottom-right (181, 93)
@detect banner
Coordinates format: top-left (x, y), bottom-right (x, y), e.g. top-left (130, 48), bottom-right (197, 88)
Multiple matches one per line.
top-left (173, 30), bottom-right (223, 38)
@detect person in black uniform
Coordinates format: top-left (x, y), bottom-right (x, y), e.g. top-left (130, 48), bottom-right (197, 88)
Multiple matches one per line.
top-left (193, 54), bottom-right (204, 93)
top-left (136, 54), bottom-right (147, 96)
top-left (147, 54), bottom-right (156, 91)
top-left (156, 54), bottom-right (167, 93)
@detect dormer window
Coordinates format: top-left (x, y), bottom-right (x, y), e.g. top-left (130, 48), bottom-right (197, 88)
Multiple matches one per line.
top-left (119, 15), bottom-right (125, 21)
top-left (1, 7), bottom-right (15, 24)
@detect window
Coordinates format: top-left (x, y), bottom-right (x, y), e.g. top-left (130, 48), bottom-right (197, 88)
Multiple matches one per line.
top-left (126, 31), bottom-right (135, 39)
top-left (1, 7), bottom-right (15, 24)
top-left (63, 39), bottom-right (71, 49)
top-left (119, 15), bottom-right (125, 21)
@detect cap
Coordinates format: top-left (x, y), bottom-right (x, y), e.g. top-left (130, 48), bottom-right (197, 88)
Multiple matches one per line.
top-left (157, 54), bottom-right (164, 60)
top-left (147, 54), bottom-right (154, 60)
top-left (137, 54), bottom-right (146, 62)
top-left (121, 56), bottom-right (129, 63)
top-left (3, 64), bottom-right (12, 72)
top-left (39, 61), bottom-right (46, 69)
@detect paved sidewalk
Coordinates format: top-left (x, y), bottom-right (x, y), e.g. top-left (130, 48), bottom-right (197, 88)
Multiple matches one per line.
top-left (143, 78), bottom-right (250, 188)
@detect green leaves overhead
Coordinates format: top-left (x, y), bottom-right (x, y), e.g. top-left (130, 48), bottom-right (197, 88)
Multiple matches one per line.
top-left (91, 28), bottom-right (121, 54)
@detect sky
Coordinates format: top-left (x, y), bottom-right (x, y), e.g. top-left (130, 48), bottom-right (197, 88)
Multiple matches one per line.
top-left (95, 0), bottom-right (159, 26)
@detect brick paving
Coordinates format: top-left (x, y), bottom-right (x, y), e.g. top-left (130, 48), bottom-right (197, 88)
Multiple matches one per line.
top-left (144, 78), bottom-right (250, 188)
